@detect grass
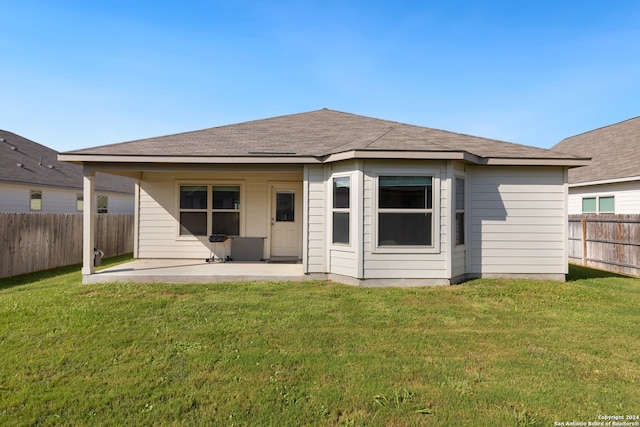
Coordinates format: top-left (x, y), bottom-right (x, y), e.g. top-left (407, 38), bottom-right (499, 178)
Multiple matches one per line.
top-left (0, 259), bottom-right (639, 426)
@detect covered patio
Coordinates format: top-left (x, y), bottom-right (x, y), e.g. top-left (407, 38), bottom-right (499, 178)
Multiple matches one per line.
top-left (84, 259), bottom-right (322, 284)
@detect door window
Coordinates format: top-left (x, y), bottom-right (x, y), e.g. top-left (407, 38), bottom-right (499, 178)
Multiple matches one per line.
top-left (276, 192), bottom-right (295, 222)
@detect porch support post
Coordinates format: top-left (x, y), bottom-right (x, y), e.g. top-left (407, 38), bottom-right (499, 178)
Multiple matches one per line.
top-left (82, 166), bottom-right (96, 276)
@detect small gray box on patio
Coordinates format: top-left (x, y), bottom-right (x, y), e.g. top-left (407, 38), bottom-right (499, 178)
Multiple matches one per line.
top-left (230, 237), bottom-right (265, 261)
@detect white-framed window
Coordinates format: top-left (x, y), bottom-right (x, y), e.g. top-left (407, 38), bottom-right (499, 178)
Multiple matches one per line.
top-left (332, 176), bottom-right (351, 245)
top-left (97, 195), bottom-right (108, 213)
top-left (582, 196), bottom-right (614, 214)
top-left (455, 177), bottom-right (465, 246)
top-left (212, 185), bottom-right (241, 235)
top-left (376, 175), bottom-right (434, 248)
top-left (178, 183), bottom-right (242, 237)
top-left (76, 194), bottom-right (84, 211)
top-left (30, 190), bottom-right (42, 211)
top-left (180, 185), bottom-right (208, 236)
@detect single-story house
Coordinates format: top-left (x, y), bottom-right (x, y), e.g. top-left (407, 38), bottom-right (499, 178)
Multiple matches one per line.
top-left (59, 109), bottom-right (589, 286)
top-left (0, 130), bottom-right (135, 213)
top-left (551, 116), bottom-right (640, 214)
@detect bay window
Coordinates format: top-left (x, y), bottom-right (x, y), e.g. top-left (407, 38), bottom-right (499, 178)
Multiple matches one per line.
top-left (455, 177), bottom-right (465, 245)
top-left (377, 176), bottom-right (433, 246)
top-left (332, 176), bottom-right (350, 244)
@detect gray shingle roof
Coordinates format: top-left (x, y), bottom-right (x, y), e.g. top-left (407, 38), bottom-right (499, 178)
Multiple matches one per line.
top-left (552, 116), bottom-right (640, 184)
top-left (64, 109), bottom-right (585, 163)
top-left (0, 130), bottom-right (134, 194)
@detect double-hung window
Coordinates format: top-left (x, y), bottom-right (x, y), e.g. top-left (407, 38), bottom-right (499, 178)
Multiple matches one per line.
top-left (179, 184), bottom-right (241, 236)
top-left (455, 177), bottom-right (465, 246)
top-left (377, 176), bottom-right (433, 246)
top-left (212, 186), bottom-right (240, 235)
top-left (332, 176), bottom-right (350, 245)
top-left (180, 185), bottom-right (208, 235)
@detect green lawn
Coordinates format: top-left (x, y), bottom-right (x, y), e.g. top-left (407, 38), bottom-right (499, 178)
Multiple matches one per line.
top-left (0, 259), bottom-right (638, 426)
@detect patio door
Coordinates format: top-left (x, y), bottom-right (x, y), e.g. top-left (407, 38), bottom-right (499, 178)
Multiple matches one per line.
top-left (270, 183), bottom-right (302, 259)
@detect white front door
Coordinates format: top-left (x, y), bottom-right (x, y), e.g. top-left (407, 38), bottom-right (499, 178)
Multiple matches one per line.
top-left (270, 183), bottom-right (301, 258)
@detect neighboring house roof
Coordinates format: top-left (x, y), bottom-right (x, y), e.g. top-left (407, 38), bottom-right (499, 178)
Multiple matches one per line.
top-left (0, 130), bottom-right (134, 194)
top-left (60, 109), bottom-right (588, 167)
top-left (551, 116), bottom-right (640, 185)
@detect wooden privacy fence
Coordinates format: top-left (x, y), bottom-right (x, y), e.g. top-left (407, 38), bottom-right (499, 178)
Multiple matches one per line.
top-left (568, 214), bottom-right (640, 277)
top-left (0, 213), bottom-right (134, 279)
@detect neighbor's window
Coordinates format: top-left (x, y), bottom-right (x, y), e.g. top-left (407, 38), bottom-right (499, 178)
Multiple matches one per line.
top-left (598, 196), bottom-right (615, 213)
top-left (378, 176), bottom-right (433, 246)
top-left (212, 185), bottom-right (240, 235)
top-left (30, 190), bottom-right (42, 211)
top-left (97, 195), bottom-right (108, 213)
top-left (332, 176), bottom-right (350, 244)
top-left (455, 177), bottom-right (465, 246)
top-left (582, 196), bottom-right (614, 214)
top-left (179, 185), bottom-right (241, 236)
top-left (582, 197), bottom-right (596, 213)
top-left (76, 194), bottom-right (84, 211)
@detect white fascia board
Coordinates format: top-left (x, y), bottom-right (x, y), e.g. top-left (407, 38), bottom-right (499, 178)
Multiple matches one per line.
top-left (484, 158), bottom-right (591, 167)
top-left (58, 154), bottom-right (323, 164)
top-left (323, 150), bottom-right (480, 163)
top-left (569, 175), bottom-right (640, 187)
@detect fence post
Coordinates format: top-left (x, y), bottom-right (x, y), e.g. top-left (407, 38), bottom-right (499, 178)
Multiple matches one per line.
top-left (581, 216), bottom-right (587, 266)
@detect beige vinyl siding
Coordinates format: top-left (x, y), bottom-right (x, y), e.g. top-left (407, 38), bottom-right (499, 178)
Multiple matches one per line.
top-left (568, 180), bottom-right (640, 214)
top-left (469, 166), bottom-right (566, 275)
top-left (327, 161), bottom-right (359, 278)
top-left (451, 162), bottom-right (467, 279)
top-left (330, 250), bottom-right (357, 277)
top-left (362, 160), bottom-right (448, 279)
top-left (304, 165), bottom-right (326, 273)
top-left (137, 170), bottom-right (302, 259)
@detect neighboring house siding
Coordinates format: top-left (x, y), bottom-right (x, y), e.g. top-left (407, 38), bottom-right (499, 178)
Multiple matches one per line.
top-left (0, 182), bottom-right (133, 213)
top-left (469, 166), bottom-right (566, 275)
top-left (362, 160), bottom-right (448, 280)
top-left (0, 183), bottom-right (78, 212)
top-left (304, 165), bottom-right (326, 273)
top-left (137, 170), bottom-right (303, 259)
top-left (0, 184), bottom-right (32, 212)
top-left (106, 193), bottom-right (135, 214)
top-left (567, 181), bottom-right (640, 214)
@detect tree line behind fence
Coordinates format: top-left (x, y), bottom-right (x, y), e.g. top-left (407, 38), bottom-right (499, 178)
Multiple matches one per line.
top-left (0, 213), bottom-right (134, 279)
top-left (568, 214), bottom-right (640, 277)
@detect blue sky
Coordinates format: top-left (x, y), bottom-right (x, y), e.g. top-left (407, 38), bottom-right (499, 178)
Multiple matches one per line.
top-left (2, 0), bottom-right (640, 152)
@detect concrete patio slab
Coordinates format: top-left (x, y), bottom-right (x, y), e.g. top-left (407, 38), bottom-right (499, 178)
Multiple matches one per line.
top-left (84, 259), bottom-right (323, 284)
